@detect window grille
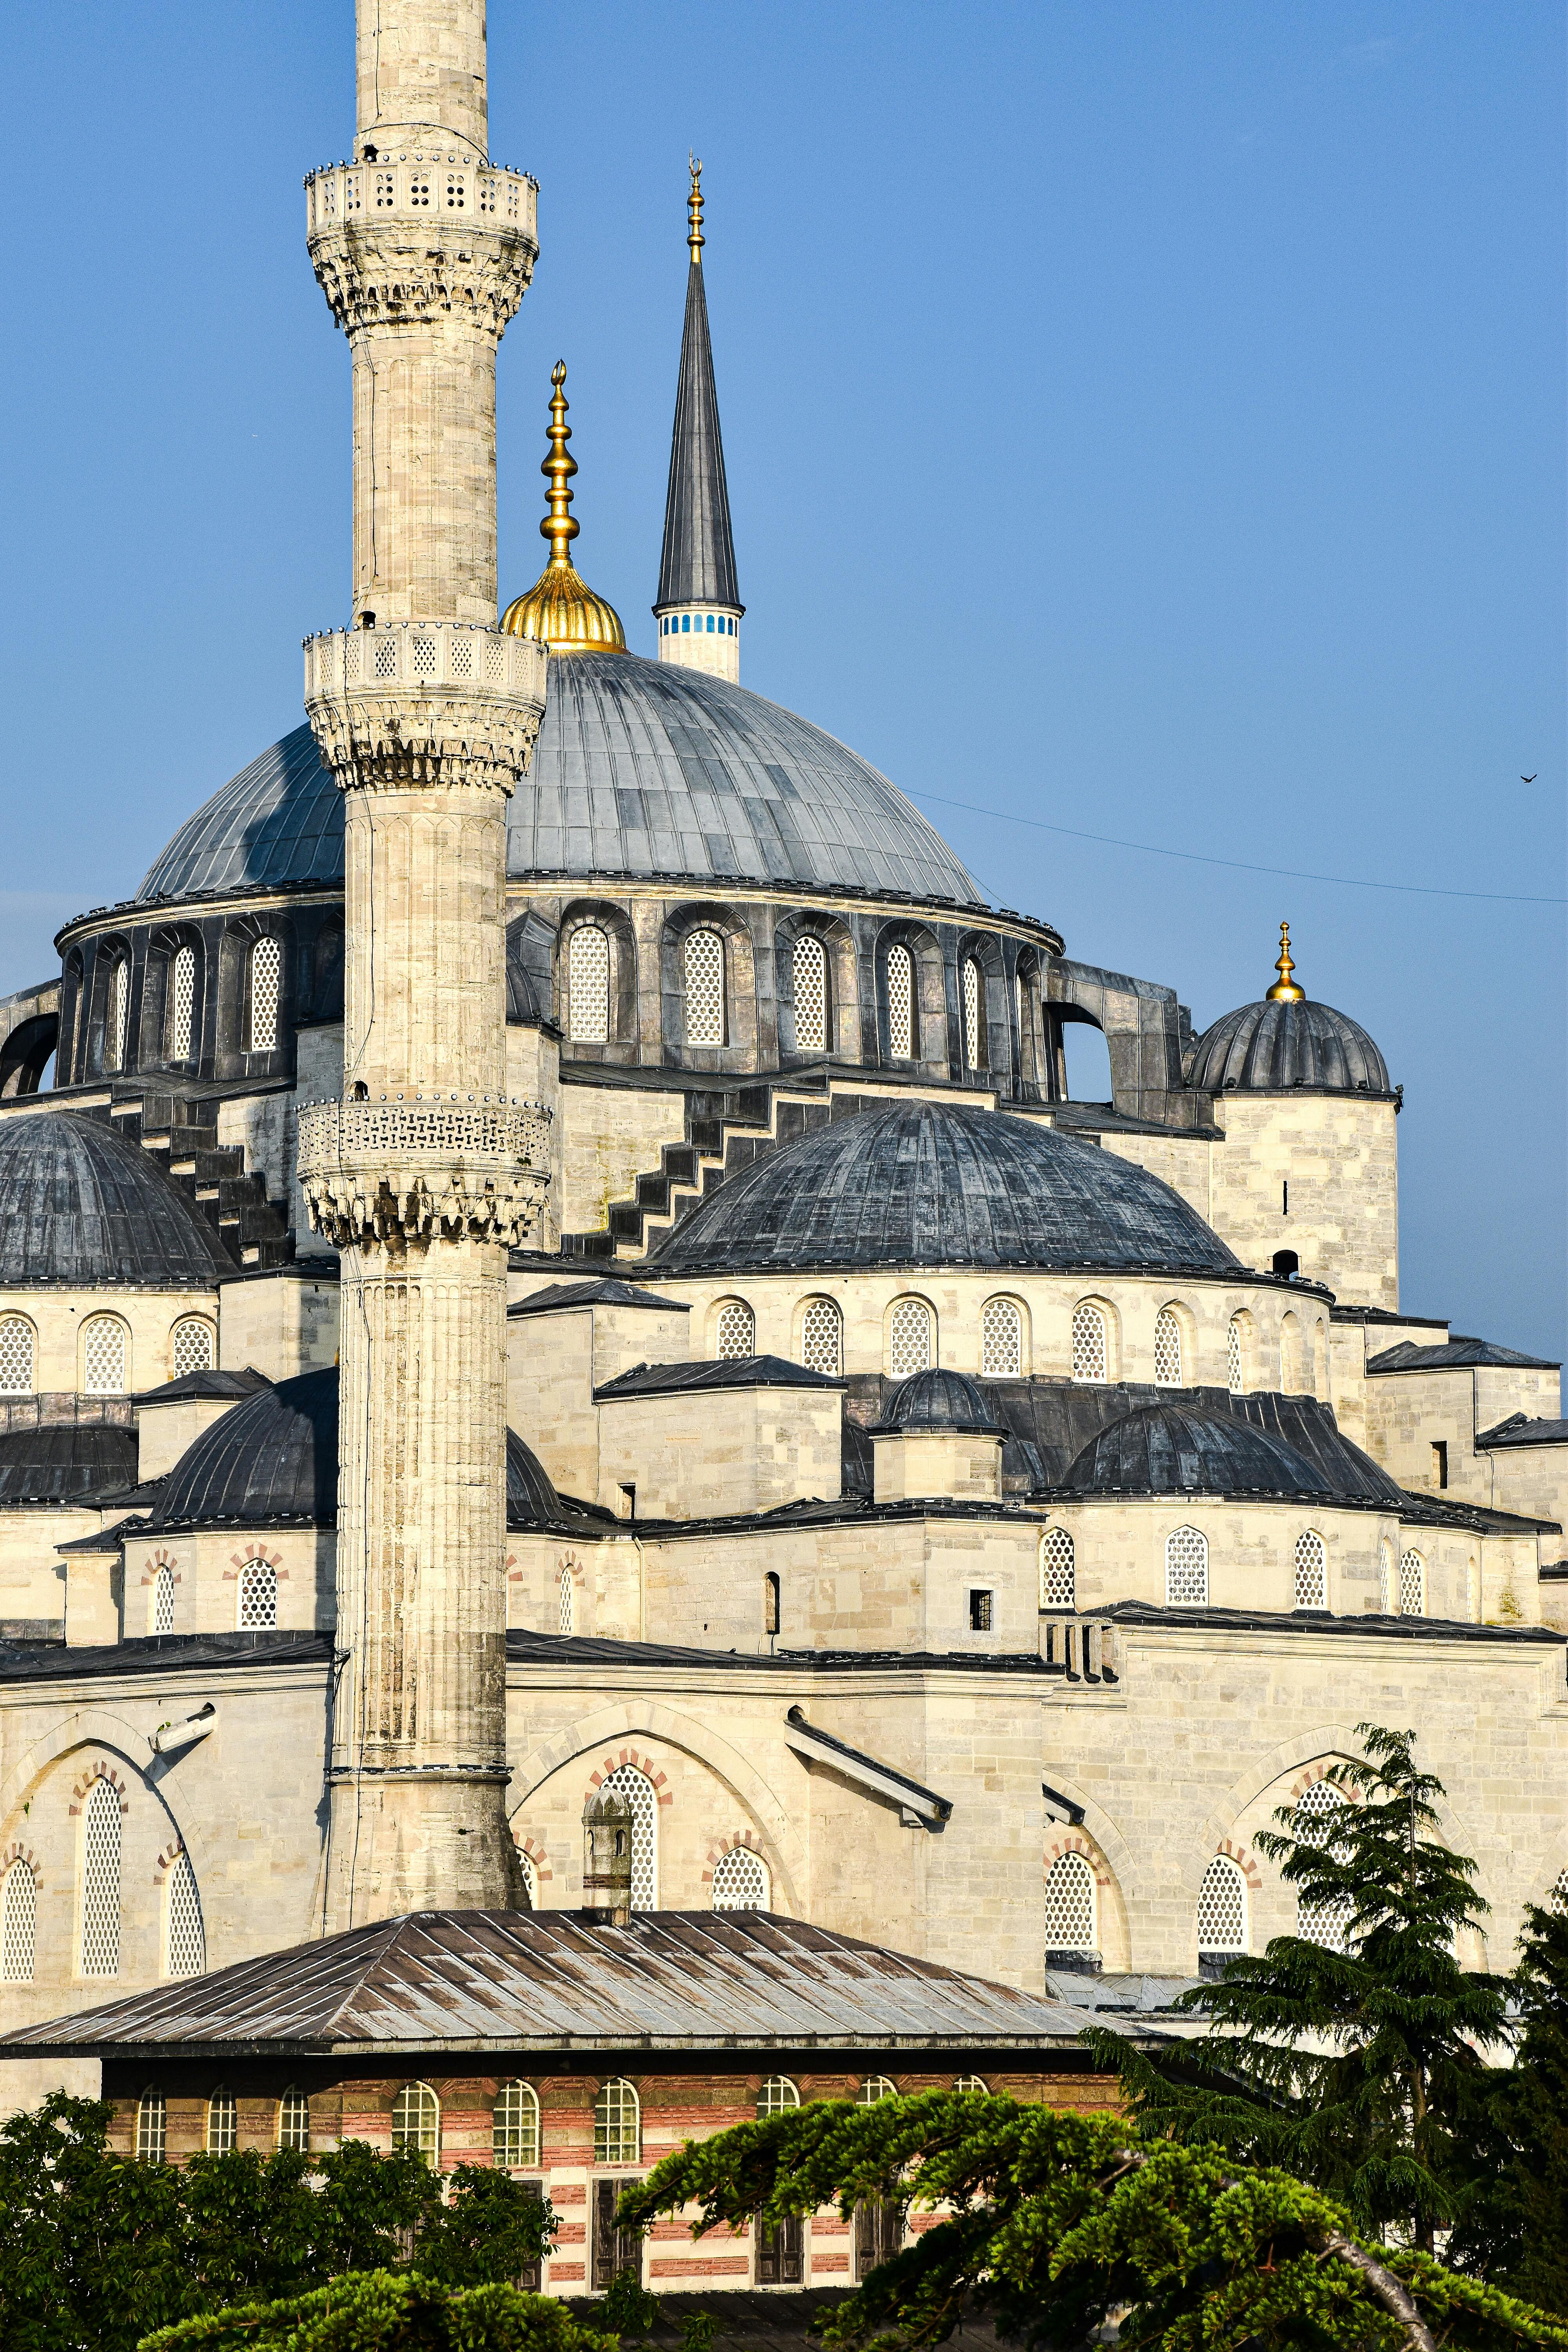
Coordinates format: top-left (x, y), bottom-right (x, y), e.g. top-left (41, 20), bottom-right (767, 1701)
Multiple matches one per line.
top-left (2, 1859), bottom-right (36, 1982)
top-left (1294, 1531), bottom-right (1327, 1609)
top-left (599, 1765), bottom-right (656, 1907)
top-left (166, 1850), bottom-right (205, 1977)
top-left (249, 936), bottom-right (282, 1052)
top-left (1154, 1308), bottom-right (1183, 1387)
top-left (151, 1564), bottom-right (175, 1635)
top-left (1165, 1526), bottom-right (1209, 1605)
top-left (136, 2092), bottom-right (167, 2164)
top-left (886, 944), bottom-right (915, 1059)
top-left (0, 1314), bottom-right (34, 1396)
top-left (857, 2076), bottom-right (897, 2105)
top-left (568, 925), bottom-right (611, 1044)
top-left (684, 929), bottom-right (725, 1046)
top-left (712, 1846), bottom-right (771, 1911)
top-left (558, 1563), bottom-right (575, 1635)
top-left (169, 946), bottom-right (196, 1060)
top-left (961, 957), bottom-right (983, 1068)
top-left (1043, 1851), bottom-right (1096, 1953)
top-left (593, 2076), bottom-right (641, 2164)
top-left (799, 1296), bottom-right (842, 1376)
top-left (714, 1298), bottom-right (755, 1359)
top-left (109, 957), bottom-right (129, 1071)
top-left (1196, 1857), bottom-right (1248, 1954)
top-left (1378, 1539), bottom-right (1395, 1613)
top-left (888, 1296), bottom-right (933, 1377)
top-left (392, 2082), bottom-right (441, 2165)
top-left (518, 1849), bottom-right (539, 1909)
top-left (1227, 1317), bottom-right (1245, 1395)
top-left (172, 1318), bottom-right (214, 1377)
top-left (1071, 1302), bottom-right (1107, 1383)
top-left (981, 1296), bottom-right (1022, 1377)
top-left (1398, 1549), bottom-right (1425, 1617)
top-left (1555, 1869), bottom-right (1568, 1906)
top-left (494, 2080), bottom-right (540, 2169)
top-left (757, 2075), bottom-right (800, 2117)
top-left (792, 935), bottom-right (828, 1053)
top-left (969, 1588), bottom-right (994, 1632)
top-left (1039, 1528), bottom-right (1075, 1609)
top-left (80, 1777), bottom-right (121, 1977)
top-left (238, 1558), bottom-right (278, 1630)
top-left (953, 2074), bottom-right (989, 2094)
top-left (1295, 1780), bottom-right (1353, 1951)
top-left (207, 2090), bottom-right (237, 2154)
top-left (278, 2088), bottom-right (311, 2152)
top-left (82, 1314), bottom-right (127, 1396)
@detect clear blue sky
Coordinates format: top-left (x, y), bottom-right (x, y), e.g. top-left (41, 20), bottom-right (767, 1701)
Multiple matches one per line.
top-left (3, 3), bottom-right (1563, 1355)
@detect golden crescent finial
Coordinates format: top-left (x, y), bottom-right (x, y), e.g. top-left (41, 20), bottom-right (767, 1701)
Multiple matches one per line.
top-left (499, 363), bottom-right (626, 653)
top-left (540, 359), bottom-right (579, 565)
top-left (688, 152), bottom-right (705, 265)
top-left (1266, 920), bottom-right (1306, 1003)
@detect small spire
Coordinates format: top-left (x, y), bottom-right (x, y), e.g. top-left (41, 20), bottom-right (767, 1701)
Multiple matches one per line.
top-left (1266, 920), bottom-right (1306, 1003)
top-left (500, 363), bottom-right (625, 653)
top-left (687, 152), bottom-right (704, 265)
top-left (540, 359), bottom-right (579, 566)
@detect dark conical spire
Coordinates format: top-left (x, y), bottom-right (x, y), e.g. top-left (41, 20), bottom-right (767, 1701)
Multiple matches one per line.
top-left (656, 159), bottom-right (742, 614)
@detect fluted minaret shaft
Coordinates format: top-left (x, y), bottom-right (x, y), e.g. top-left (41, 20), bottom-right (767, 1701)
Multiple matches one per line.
top-left (299, 0), bottom-right (550, 1929)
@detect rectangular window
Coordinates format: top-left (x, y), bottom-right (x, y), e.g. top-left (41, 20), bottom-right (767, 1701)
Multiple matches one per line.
top-left (855, 2198), bottom-right (904, 2281)
top-left (1432, 1441), bottom-right (1448, 1491)
top-left (592, 2177), bottom-right (641, 2290)
top-left (969, 1589), bottom-right (993, 1632)
top-left (756, 2211), bottom-right (804, 2285)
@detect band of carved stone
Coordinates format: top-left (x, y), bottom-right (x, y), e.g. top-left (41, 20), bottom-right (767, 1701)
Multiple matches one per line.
top-left (306, 164), bottom-right (538, 338)
top-left (298, 1096), bottom-right (551, 1248)
top-left (305, 625), bottom-right (548, 794)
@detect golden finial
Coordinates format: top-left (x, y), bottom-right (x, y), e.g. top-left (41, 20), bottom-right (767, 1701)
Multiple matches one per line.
top-left (539, 358), bottom-right (579, 565)
top-left (687, 152), bottom-right (704, 265)
top-left (1266, 920), bottom-right (1306, 1003)
top-left (500, 362), bottom-right (626, 653)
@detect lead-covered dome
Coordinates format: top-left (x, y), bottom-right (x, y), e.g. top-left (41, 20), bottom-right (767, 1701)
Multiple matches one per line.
top-left (1189, 998), bottom-right (1391, 1097)
top-left (0, 1423), bottom-right (140, 1506)
top-left (1060, 1402), bottom-right (1329, 1499)
top-left (152, 1368), bottom-right (336, 1530)
top-left (650, 1100), bottom-right (1242, 1278)
top-left (873, 1368), bottom-right (1004, 1436)
top-left (0, 1112), bottom-right (236, 1288)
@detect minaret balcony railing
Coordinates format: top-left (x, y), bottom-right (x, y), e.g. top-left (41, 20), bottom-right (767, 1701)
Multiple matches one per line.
top-left (306, 159), bottom-right (538, 243)
top-left (298, 1093), bottom-right (551, 1250)
top-left (305, 621), bottom-right (543, 701)
top-left (304, 622), bottom-right (548, 795)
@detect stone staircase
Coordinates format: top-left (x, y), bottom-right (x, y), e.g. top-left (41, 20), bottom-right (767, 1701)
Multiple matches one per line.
top-left (112, 1090), bottom-right (295, 1271)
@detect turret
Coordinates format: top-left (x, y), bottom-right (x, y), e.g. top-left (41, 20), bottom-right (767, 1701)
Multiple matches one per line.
top-left (653, 160), bottom-right (743, 681)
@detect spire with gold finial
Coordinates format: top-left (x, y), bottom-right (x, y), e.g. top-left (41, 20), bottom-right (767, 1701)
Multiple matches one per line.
top-left (688, 151), bottom-right (705, 264)
top-left (1265, 920), bottom-right (1306, 1003)
top-left (501, 361), bottom-right (626, 653)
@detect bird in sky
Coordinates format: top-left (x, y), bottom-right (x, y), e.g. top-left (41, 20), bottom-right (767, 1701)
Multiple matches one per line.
top-left (1522, 773), bottom-right (1538, 783)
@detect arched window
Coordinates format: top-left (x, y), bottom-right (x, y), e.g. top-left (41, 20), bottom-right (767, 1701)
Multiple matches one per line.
top-left (888, 1296), bottom-right (934, 1377)
top-left (166, 1850), bottom-right (205, 1978)
top-left (108, 956), bottom-right (130, 1072)
top-left (1165, 1526), bottom-right (1209, 1605)
top-left (757, 2075), bottom-right (800, 2117)
top-left (1154, 1307), bottom-right (1183, 1387)
top-left (1, 1858), bottom-right (36, 1982)
top-left (0, 1314), bottom-right (35, 1397)
top-left (1196, 1856), bottom-right (1248, 1956)
top-left (1295, 1780), bottom-right (1353, 1951)
top-left (207, 2089), bottom-right (237, 2154)
top-left (1379, 1538), bottom-right (1396, 1613)
top-left (1043, 1851), bottom-right (1097, 1955)
top-left (135, 2091), bottom-right (167, 2164)
top-left (712, 1846), bottom-right (771, 1911)
top-left (1227, 1316), bottom-right (1247, 1396)
top-left (684, 929), bottom-right (725, 1046)
top-left (237, 1557), bottom-right (277, 1629)
top-left (558, 1562), bottom-right (575, 1635)
top-left (857, 2076), bottom-right (897, 2104)
top-left (168, 945), bottom-right (197, 1062)
top-left (799, 1296), bottom-right (842, 1376)
top-left (599, 1764), bottom-right (657, 1908)
top-left (1281, 1311), bottom-right (1305, 1393)
top-left (763, 1572), bottom-right (780, 1637)
top-left (278, 2087), bottom-right (311, 2152)
top-left (885, 944), bottom-right (915, 1060)
top-left (248, 936), bottom-right (282, 1053)
top-left (981, 1296), bottom-right (1023, 1377)
top-left (1294, 1531), bottom-right (1327, 1610)
top-left (80, 1777), bottom-right (122, 1977)
top-left (713, 1298), bottom-right (755, 1359)
top-left (82, 1314), bottom-right (128, 1396)
top-left (151, 1564), bottom-right (175, 1635)
top-left (1039, 1527), bottom-right (1076, 1609)
top-left (494, 2080), bottom-right (541, 2169)
top-left (392, 2082), bottom-right (441, 2165)
top-left (568, 924), bottom-right (611, 1044)
top-left (792, 935), bottom-right (828, 1054)
top-left (518, 1849), bottom-right (539, 1909)
top-left (1071, 1301), bottom-right (1107, 1383)
top-left (961, 957), bottom-right (984, 1069)
top-left (1398, 1548), bottom-right (1425, 1617)
top-left (171, 1318), bottom-right (214, 1377)
top-left (953, 2073), bottom-right (989, 2094)
top-left (593, 2077), bottom-right (641, 2164)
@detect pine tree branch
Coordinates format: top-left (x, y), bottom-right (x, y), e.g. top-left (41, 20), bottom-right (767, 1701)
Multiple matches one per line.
top-left (1311, 2225), bottom-right (1439, 2352)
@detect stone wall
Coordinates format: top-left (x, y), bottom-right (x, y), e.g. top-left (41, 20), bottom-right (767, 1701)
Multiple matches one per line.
top-left (1198, 1094), bottom-right (1399, 1310)
top-left (218, 1266), bottom-right (339, 1381)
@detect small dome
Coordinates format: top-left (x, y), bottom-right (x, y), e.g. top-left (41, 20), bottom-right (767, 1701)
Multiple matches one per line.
top-left (650, 1100), bottom-right (1241, 1278)
top-left (0, 1423), bottom-right (139, 1506)
top-left (0, 1113), bottom-right (236, 1288)
top-left (1189, 998), bottom-right (1391, 1097)
top-left (506, 1427), bottom-right (565, 1526)
top-left (1061, 1403), bottom-right (1328, 1499)
top-left (152, 1368), bottom-right (334, 1530)
top-left (875, 1368), bottom-right (1004, 1436)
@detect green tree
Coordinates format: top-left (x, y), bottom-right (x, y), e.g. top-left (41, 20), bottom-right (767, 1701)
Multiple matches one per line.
top-left (1452, 1894), bottom-right (1568, 2313)
top-left (136, 2271), bottom-right (612, 2352)
top-left (1090, 1722), bottom-right (1509, 2250)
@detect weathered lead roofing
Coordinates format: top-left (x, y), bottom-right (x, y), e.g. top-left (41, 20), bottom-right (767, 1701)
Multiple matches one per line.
top-left (656, 256), bottom-right (740, 612)
top-left (1366, 1337), bottom-right (1560, 1374)
top-left (509, 1278), bottom-right (687, 1319)
top-left (130, 1368), bottom-right (271, 1406)
top-left (1477, 1415), bottom-right (1568, 1450)
top-left (138, 725), bottom-right (343, 902)
top-left (872, 1368), bottom-right (1005, 1437)
top-left (1188, 996), bottom-right (1392, 1096)
top-left (0, 1112), bottom-right (238, 1289)
top-left (1057, 1402), bottom-right (1334, 1501)
top-left (0, 1422), bottom-right (139, 1507)
top-left (2, 1909), bottom-right (1106, 2058)
top-left (595, 1355), bottom-right (841, 1401)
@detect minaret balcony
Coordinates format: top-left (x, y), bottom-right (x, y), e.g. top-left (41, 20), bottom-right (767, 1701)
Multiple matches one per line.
top-left (307, 155), bottom-right (537, 240)
top-left (306, 160), bottom-right (538, 336)
top-left (298, 1093), bottom-right (551, 1250)
top-left (304, 622), bottom-right (548, 795)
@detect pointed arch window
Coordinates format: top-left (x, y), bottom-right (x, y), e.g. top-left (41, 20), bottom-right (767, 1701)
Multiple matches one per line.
top-left (278, 2087), bottom-right (311, 2152)
top-left (961, 957), bottom-right (984, 1069)
top-left (238, 1557), bottom-right (278, 1629)
top-left (558, 1561), bottom-right (576, 1635)
top-left (151, 1563), bottom-right (175, 1635)
top-left (1165, 1526), bottom-right (1209, 1605)
top-left (249, 936), bottom-right (282, 1052)
top-left (1294, 1531), bottom-right (1327, 1610)
top-left (0, 1314), bottom-right (35, 1397)
top-left (1043, 1850), bottom-right (1097, 1955)
top-left (714, 1298), bottom-right (755, 1359)
top-left (684, 929), bottom-right (725, 1046)
top-left (1227, 1315), bottom-right (1247, 1396)
top-left (1154, 1307), bottom-right (1183, 1387)
top-left (1039, 1527), bottom-right (1075, 1609)
top-left (2, 1858), bottom-right (36, 1982)
top-left (135, 2091), bottom-right (167, 2164)
top-left (981, 1296), bottom-right (1023, 1377)
top-left (1071, 1301), bottom-right (1108, 1383)
top-left (82, 1314), bottom-right (128, 1396)
top-left (166, 1849), bottom-right (205, 1977)
top-left (888, 1296), bottom-right (934, 1377)
top-left (80, 1776), bottom-right (122, 1978)
top-left (169, 945), bottom-right (197, 1062)
top-left (1398, 1548), bottom-right (1425, 1617)
top-left (711, 1846), bottom-right (771, 1911)
top-left (392, 2082), bottom-right (441, 2165)
top-left (108, 956), bottom-right (130, 1072)
top-left (1196, 1856), bottom-right (1248, 1956)
top-left (599, 1764), bottom-right (657, 1908)
top-left (792, 935), bottom-right (828, 1054)
top-left (593, 2076), bottom-right (641, 2164)
top-left (886, 944), bottom-right (915, 1060)
top-left (1295, 1780), bottom-right (1353, 1951)
top-left (568, 924), bottom-right (611, 1044)
top-left (494, 2080), bottom-right (541, 2170)
top-left (172, 1317), bottom-right (214, 1377)
top-left (799, 1296), bottom-right (842, 1376)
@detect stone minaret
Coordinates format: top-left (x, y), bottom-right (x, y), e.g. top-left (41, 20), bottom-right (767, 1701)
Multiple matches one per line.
top-left (297, 0), bottom-right (550, 1927)
top-left (653, 159), bottom-right (744, 680)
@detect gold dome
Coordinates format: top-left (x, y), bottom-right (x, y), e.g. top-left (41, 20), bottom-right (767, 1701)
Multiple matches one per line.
top-left (501, 361), bottom-right (626, 653)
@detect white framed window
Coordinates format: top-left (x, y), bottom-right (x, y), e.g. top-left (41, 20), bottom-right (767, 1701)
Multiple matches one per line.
top-left (1398, 1548), bottom-right (1425, 1617)
top-left (961, 957), bottom-right (983, 1069)
top-left (599, 1764), bottom-right (657, 1908)
top-left (238, 1557), bottom-right (278, 1630)
top-left (594, 2076), bottom-right (641, 2164)
top-left (981, 1296), bottom-right (1023, 1377)
top-left (568, 924), bottom-right (611, 1044)
top-left (684, 929), bottom-right (725, 1046)
top-left (1196, 1856), bottom-right (1248, 1955)
top-left (799, 1296), bottom-right (842, 1376)
top-left (169, 945), bottom-right (196, 1061)
top-left (494, 2080), bottom-right (540, 2169)
top-left (1071, 1301), bottom-right (1108, 1383)
top-left (792, 935), bottom-right (828, 1054)
top-left (1154, 1307), bottom-right (1183, 1387)
top-left (392, 2082), bottom-right (441, 2165)
top-left (1, 1858), bottom-right (36, 1982)
top-left (886, 944), bottom-right (915, 1059)
top-left (1295, 1779), bottom-right (1353, 1951)
top-left (1378, 1538), bottom-right (1395, 1613)
top-left (713, 1297), bottom-right (756, 1359)
top-left (757, 2074), bottom-right (800, 2117)
top-left (249, 936), bottom-right (282, 1053)
top-left (80, 1777), bottom-right (122, 1978)
top-left (558, 1562), bottom-right (575, 1635)
top-left (172, 1318), bottom-right (214, 1377)
top-left (857, 2076), bottom-right (897, 2105)
top-left (1294, 1530), bottom-right (1327, 1609)
top-left (1227, 1316), bottom-right (1246, 1396)
top-left (108, 957), bottom-right (130, 1072)
top-left (953, 2074), bottom-right (989, 2095)
top-left (207, 2089), bottom-right (237, 2154)
top-left (1043, 1851), bottom-right (1097, 1954)
top-left (278, 2087), bottom-right (311, 2152)
top-left (1039, 1527), bottom-right (1075, 1609)
top-left (0, 1314), bottom-right (35, 1397)
top-left (712, 1846), bottom-right (771, 1911)
top-left (888, 1295), bottom-right (934, 1377)
top-left (166, 1849), bottom-right (205, 1977)
top-left (82, 1314), bottom-right (128, 1396)
top-left (151, 1564), bottom-right (175, 1635)
top-left (136, 2091), bottom-right (167, 2164)
top-left (1165, 1525), bottom-right (1209, 1605)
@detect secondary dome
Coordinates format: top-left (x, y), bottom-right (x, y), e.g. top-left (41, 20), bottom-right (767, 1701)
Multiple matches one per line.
top-left (1061, 1402), bottom-right (1328, 1499)
top-left (0, 1113), bottom-right (236, 1288)
top-left (1189, 927), bottom-right (1390, 1097)
top-left (649, 1100), bottom-right (1242, 1278)
top-left (874, 1368), bottom-right (1004, 1436)
top-left (152, 1368), bottom-right (335, 1530)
